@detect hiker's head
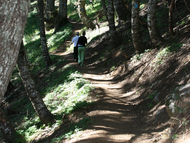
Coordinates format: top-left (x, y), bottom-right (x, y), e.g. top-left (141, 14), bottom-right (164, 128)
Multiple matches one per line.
top-left (76, 32), bottom-right (79, 36)
top-left (82, 31), bottom-right (86, 36)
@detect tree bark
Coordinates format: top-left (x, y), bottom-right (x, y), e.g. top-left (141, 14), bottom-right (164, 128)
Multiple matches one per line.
top-left (147, 0), bottom-right (163, 44)
top-left (78, 0), bottom-right (95, 29)
top-left (46, 0), bottom-right (55, 19)
top-left (0, 0), bottom-right (30, 102)
top-left (131, 0), bottom-right (145, 53)
top-left (113, 0), bottom-right (130, 22)
top-left (101, 0), bottom-right (108, 21)
top-left (38, 0), bottom-right (53, 67)
top-left (184, 0), bottom-right (190, 12)
top-left (45, 0), bottom-right (56, 30)
top-left (0, 1), bottom-right (30, 140)
top-left (107, 0), bottom-right (120, 46)
top-left (0, 109), bottom-right (25, 142)
top-left (54, 0), bottom-right (68, 33)
top-left (169, 0), bottom-right (175, 36)
top-left (17, 41), bottom-right (55, 125)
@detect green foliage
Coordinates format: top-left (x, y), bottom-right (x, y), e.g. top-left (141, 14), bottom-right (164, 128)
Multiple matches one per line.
top-left (167, 43), bottom-right (182, 52)
top-left (140, 4), bottom-right (145, 10)
top-left (147, 93), bottom-right (158, 108)
top-left (14, 65), bottom-right (94, 142)
top-left (120, 46), bottom-right (126, 52)
top-left (131, 49), bottom-right (151, 61)
top-left (51, 117), bottom-right (91, 142)
top-left (172, 134), bottom-right (178, 139)
top-left (46, 24), bottom-right (72, 52)
top-left (176, 19), bottom-right (186, 25)
top-left (183, 63), bottom-right (190, 72)
top-left (43, 65), bottom-right (94, 115)
top-left (23, 22), bottom-right (72, 73)
top-left (155, 48), bottom-right (169, 65)
top-left (150, 43), bottom-right (181, 69)
top-left (85, 2), bottom-right (102, 19)
top-left (67, 0), bottom-right (102, 22)
top-left (14, 132), bottom-right (26, 143)
top-left (110, 66), bottom-right (116, 71)
top-left (67, 1), bottom-right (80, 21)
top-left (22, 5), bottom-right (72, 74)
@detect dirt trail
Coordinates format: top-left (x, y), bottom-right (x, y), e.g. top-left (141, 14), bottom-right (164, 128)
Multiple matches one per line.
top-left (61, 54), bottom-right (147, 143)
top-left (55, 20), bottom-right (171, 143)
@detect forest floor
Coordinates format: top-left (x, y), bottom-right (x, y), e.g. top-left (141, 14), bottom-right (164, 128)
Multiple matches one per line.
top-left (49, 16), bottom-right (190, 143)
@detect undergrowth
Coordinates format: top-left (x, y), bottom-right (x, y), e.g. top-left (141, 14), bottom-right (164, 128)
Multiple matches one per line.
top-left (15, 65), bottom-right (94, 142)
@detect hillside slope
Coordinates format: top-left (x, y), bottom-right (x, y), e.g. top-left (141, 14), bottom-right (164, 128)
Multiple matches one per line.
top-left (60, 3), bottom-right (190, 143)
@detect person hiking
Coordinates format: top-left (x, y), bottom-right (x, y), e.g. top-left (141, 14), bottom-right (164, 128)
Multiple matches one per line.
top-left (77, 31), bottom-right (87, 66)
top-left (71, 32), bottom-right (79, 62)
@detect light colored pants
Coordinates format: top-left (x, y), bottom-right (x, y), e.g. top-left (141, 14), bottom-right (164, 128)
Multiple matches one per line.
top-left (78, 46), bottom-right (85, 66)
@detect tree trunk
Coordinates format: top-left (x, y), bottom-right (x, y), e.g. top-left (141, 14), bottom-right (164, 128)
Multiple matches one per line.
top-left (169, 0), bottom-right (175, 36)
top-left (0, 109), bottom-right (25, 142)
top-left (107, 0), bottom-right (120, 46)
top-left (45, 0), bottom-right (56, 30)
top-left (0, 0), bottom-right (30, 103)
top-left (78, 0), bottom-right (95, 29)
top-left (131, 0), bottom-right (145, 53)
top-left (46, 0), bottom-right (55, 19)
top-left (184, 0), bottom-right (190, 12)
top-left (147, 0), bottom-right (163, 44)
top-left (101, 0), bottom-right (108, 21)
top-left (0, 1), bottom-right (29, 141)
top-left (17, 41), bottom-right (55, 125)
top-left (113, 0), bottom-right (130, 22)
top-left (54, 0), bottom-right (68, 33)
top-left (38, 0), bottom-right (53, 67)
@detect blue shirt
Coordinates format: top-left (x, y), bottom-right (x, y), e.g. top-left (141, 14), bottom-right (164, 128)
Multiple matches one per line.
top-left (71, 36), bottom-right (79, 47)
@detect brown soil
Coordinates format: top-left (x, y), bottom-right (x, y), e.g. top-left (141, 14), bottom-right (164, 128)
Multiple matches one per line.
top-left (50, 17), bottom-right (190, 143)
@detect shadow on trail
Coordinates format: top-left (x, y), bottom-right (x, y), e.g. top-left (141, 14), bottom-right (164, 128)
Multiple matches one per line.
top-left (54, 49), bottom-right (171, 142)
top-left (71, 86), bottom-right (170, 143)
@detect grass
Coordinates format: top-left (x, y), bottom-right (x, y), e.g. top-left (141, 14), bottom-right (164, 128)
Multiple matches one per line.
top-left (43, 65), bottom-right (94, 115)
top-left (13, 64), bottom-right (94, 142)
top-left (147, 92), bottom-right (158, 108)
top-left (49, 117), bottom-right (92, 143)
top-left (148, 42), bottom-right (182, 69)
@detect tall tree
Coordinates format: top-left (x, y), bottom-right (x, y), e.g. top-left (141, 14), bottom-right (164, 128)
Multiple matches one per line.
top-left (44, 0), bottom-right (56, 30)
top-left (46, 0), bottom-right (55, 19)
top-left (0, 0), bottom-right (30, 142)
top-left (113, 0), bottom-right (130, 23)
top-left (101, 0), bottom-right (108, 21)
top-left (0, 0), bottom-right (30, 103)
top-left (131, 0), bottom-right (145, 53)
top-left (17, 41), bottom-right (55, 124)
top-left (184, 0), bottom-right (190, 12)
top-left (54, 0), bottom-right (68, 33)
top-left (169, 0), bottom-right (175, 36)
top-left (78, 0), bottom-right (95, 29)
top-left (107, 0), bottom-right (120, 47)
top-left (147, 0), bottom-right (163, 44)
top-left (38, 0), bottom-right (53, 67)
